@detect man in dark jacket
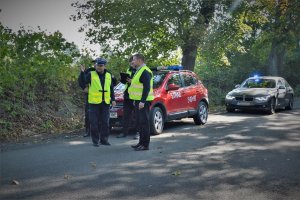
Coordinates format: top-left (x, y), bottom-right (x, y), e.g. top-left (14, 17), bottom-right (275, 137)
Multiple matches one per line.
top-left (78, 61), bottom-right (117, 138)
top-left (128, 54), bottom-right (154, 151)
top-left (84, 58), bottom-right (116, 146)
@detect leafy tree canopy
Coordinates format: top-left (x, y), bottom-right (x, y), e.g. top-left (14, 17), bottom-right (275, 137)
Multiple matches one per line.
top-left (71, 0), bottom-right (218, 70)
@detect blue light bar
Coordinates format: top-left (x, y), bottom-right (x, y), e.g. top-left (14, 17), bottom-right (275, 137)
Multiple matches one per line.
top-left (156, 65), bottom-right (183, 71)
top-left (249, 71), bottom-right (263, 78)
top-left (168, 65), bottom-right (183, 70)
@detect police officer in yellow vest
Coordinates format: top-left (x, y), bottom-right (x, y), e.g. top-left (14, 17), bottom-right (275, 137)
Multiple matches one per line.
top-left (129, 54), bottom-right (154, 151)
top-left (116, 56), bottom-right (138, 138)
top-left (85, 58), bottom-right (116, 147)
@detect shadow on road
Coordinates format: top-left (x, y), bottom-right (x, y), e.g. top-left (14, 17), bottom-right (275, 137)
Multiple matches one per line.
top-left (1, 101), bottom-right (300, 200)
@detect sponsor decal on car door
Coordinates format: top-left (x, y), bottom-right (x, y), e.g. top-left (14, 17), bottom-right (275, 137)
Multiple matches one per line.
top-left (165, 74), bottom-right (186, 114)
top-left (182, 73), bottom-right (198, 110)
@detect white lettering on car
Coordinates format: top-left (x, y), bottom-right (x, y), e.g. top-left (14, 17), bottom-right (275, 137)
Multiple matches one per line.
top-left (170, 91), bottom-right (181, 99)
top-left (187, 95), bottom-right (196, 103)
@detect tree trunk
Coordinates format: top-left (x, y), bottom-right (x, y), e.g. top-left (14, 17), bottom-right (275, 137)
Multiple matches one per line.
top-left (268, 41), bottom-right (279, 75)
top-left (181, 44), bottom-right (198, 71)
top-left (267, 0), bottom-right (287, 76)
top-left (267, 41), bottom-right (285, 76)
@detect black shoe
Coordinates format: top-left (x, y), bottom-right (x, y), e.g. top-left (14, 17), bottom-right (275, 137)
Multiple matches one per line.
top-left (83, 133), bottom-right (90, 137)
top-left (116, 133), bottom-right (127, 138)
top-left (135, 145), bottom-right (149, 151)
top-left (93, 143), bottom-right (99, 147)
top-left (100, 141), bottom-right (111, 146)
top-left (131, 143), bottom-right (141, 148)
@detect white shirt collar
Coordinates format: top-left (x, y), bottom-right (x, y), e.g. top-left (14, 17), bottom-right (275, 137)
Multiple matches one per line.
top-left (136, 63), bottom-right (146, 70)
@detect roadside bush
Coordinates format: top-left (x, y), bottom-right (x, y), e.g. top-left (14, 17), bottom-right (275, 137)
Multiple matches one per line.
top-left (195, 65), bottom-right (238, 111)
top-left (0, 24), bottom-right (83, 141)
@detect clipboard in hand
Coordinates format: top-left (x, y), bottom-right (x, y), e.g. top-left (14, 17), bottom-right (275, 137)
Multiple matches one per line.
top-left (120, 72), bottom-right (130, 84)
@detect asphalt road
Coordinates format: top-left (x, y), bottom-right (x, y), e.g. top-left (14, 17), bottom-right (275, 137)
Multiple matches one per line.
top-left (1, 100), bottom-right (300, 200)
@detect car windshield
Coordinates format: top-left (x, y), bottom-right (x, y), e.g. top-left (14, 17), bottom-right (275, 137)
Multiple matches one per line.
top-left (153, 72), bottom-right (167, 89)
top-left (114, 82), bottom-right (126, 91)
top-left (114, 71), bottom-right (167, 91)
top-left (241, 78), bottom-right (276, 88)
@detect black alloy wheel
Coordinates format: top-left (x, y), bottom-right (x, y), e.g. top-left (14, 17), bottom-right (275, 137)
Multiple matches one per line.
top-left (285, 96), bottom-right (294, 110)
top-left (193, 101), bottom-right (208, 125)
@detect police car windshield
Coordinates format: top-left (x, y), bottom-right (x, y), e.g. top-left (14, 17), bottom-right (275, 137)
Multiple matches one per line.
top-left (241, 78), bottom-right (276, 88)
top-left (153, 72), bottom-right (167, 89)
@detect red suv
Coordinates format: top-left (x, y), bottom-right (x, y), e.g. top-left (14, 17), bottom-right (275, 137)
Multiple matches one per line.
top-left (110, 66), bottom-right (209, 134)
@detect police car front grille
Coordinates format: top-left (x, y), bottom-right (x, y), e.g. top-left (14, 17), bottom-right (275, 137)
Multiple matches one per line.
top-left (235, 96), bottom-right (253, 101)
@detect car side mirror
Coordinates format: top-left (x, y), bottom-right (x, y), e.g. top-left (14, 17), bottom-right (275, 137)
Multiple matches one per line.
top-left (167, 83), bottom-right (180, 91)
top-left (278, 86), bottom-right (285, 90)
top-left (235, 84), bottom-right (240, 88)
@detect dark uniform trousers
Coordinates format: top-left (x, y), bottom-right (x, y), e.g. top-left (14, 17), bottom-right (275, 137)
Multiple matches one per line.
top-left (89, 102), bottom-right (110, 145)
top-left (134, 100), bottom-right (151, 147)
top-left (122, 98), bottom-right (136, 134)
top-left (84, 94), bottom-right (90, 135)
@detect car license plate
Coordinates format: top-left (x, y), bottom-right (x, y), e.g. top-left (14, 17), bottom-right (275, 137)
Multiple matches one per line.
top-left (110, 112), bottom-right (117, 118)
top-left (237, 101), bottom-right (251, 106)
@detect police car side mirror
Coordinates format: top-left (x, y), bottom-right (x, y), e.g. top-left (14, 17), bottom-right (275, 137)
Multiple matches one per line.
top-left (167, 83), bottom-right (180, 91)
top-left (235, 84), bottom-right (240, 88)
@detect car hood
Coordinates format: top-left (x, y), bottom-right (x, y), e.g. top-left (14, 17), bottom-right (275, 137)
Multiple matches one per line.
top-left (114, 90), bottom-right (124, 101)
top-left (228, 88), bottom-right (276, 97)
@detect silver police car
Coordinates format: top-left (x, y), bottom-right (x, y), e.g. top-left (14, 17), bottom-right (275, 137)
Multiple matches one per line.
top-left (225, 76), bottom-right (294, 114)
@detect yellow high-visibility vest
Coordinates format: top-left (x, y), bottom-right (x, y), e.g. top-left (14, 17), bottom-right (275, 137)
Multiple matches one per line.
top-left (88, 71), bottom-right (112, 104)
top-left (128, 66), bottom-right (154, 101)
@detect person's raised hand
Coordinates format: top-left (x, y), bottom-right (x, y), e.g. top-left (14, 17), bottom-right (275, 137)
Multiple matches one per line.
top-left (80, 65), bottom-right (86, 72)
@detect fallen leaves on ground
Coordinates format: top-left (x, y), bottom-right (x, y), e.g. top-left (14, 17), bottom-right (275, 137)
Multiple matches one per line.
top-left (11, 180), bottom-right (20, 185)
top-left (64, 174), bottom-right (71, 180)
top-left (172, 170), bottom-right (181, 176)
top-left (90, 162), bottom-right (97, 169)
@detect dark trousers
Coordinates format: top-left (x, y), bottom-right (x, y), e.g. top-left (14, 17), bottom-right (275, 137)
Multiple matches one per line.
top-left (84, 94), bottom-right (90, 135)
top-left (89, 103), bottom-right (110, 145)
top-left (122, 98), bottom-right (136, 135)
top-left (134, 101), bottom-right (151, 147)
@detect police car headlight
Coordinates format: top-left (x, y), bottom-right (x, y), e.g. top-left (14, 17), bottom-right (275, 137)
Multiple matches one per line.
top-left (225, 94), bottom-right (235, 100)
top-left (254, 96), bottom-right (269, 102)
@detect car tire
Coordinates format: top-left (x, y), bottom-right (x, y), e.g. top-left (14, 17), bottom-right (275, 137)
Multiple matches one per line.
top-left (150, 107), bottom-right (164, 135)
top-left (193, 101), bottom-right (208, 125)
top-left (267, 98), bottom-right (276, 114)
top-left (285, 96), bottom-right (294, 110)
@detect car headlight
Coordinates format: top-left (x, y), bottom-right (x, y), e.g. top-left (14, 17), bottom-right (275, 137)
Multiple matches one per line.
top-left (225, 94), bottom-right (235, 100)
top-left (254, 96), bottom-right (270, 102)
